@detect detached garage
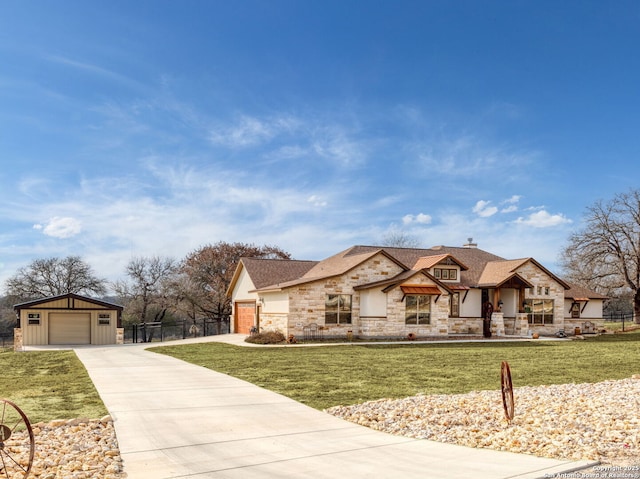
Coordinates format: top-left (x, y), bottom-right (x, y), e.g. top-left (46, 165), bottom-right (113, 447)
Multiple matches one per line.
top-left (14, 293), bottom-right (124, 347)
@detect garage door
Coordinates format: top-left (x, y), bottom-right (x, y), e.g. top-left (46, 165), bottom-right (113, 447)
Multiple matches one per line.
top-left (235, 302), bottom-right (255, 334)
top-left (49, 313), bottom-right (91, 345)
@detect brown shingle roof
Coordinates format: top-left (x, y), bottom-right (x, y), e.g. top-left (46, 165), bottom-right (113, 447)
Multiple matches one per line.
top-left (255, 247), bottom-right (406, 291)
top-left (238, 244), bottom-right (601, 300)
top-left (564, 281), bottom-right (609, 300)
top-left (412, 253), bottom-right (469, 271)
top-left (237, 258), bottom-right (317, 290)
top-left (477, 259), bottom-right (531, 287)
top-left (347, 245), bottom-right (505, 286)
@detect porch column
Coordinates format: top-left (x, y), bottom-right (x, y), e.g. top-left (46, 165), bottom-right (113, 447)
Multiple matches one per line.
top-left (491, 312), bottom-right (505, 337)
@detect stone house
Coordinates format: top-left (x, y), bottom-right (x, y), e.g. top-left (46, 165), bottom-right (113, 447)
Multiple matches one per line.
top-left (227, 243), bottom-right (607, 339)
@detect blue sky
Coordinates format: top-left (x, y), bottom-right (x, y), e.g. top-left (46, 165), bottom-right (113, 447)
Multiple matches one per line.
top-left (2, 0), bottom-right (640, 288)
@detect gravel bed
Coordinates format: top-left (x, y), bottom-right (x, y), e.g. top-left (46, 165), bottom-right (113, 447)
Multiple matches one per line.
top-left (326, 377), bottom-right (640, 469)
top-left (4, 416), bottom-right (125, 479)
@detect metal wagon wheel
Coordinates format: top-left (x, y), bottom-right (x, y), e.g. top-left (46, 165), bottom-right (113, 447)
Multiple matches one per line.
top-left (0, 399), bottom-right (34, 479)
top-left (500, 361), bottom-right (515, 423)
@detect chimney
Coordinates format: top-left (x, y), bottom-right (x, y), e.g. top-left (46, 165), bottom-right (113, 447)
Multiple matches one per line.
top-left (463, 237), bottom-right (477, 248)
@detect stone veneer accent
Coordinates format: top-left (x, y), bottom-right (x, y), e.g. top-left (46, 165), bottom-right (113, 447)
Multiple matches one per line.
top-left (285, 254), bottom-right (455, 339)
top-left (517, 262), bottom-right (566, 336)
top-left (258, 312), bottom-right (288, 333)
top-left (491, 312), bottom-right (505, 337)
top-left (254, 252), bottom-right (605, 340)
top-left (14, 328), bottom-right (23, 351)
top-left (448, 317), bottom-right (483, 335)
top-left (116, 328), bottom-right (124, 345)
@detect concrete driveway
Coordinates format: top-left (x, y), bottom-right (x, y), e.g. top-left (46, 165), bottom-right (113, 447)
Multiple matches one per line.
top-left (73, 336), bottom-right (596, 478)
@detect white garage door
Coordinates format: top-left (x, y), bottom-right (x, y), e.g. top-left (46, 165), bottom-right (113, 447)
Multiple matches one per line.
top-left (49, 313), bottom-right (91, 345)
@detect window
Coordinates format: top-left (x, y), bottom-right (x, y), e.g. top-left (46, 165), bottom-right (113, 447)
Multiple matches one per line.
top-left (27, 313), bottom-right (40, 325)
top-left (524, 299), bottom-right (554, 324)
top-left (433, 268), bottom-right (457, 280)
top-left (406, 295), bottom-right (431, 324)
top-left (570, 302), bottom-right (580, 318)
top-left (450, 292), bottom-right (460, 318)
top-left (98, 313), bottom-right (111, 325)
top-left (325, 294), bottom-right (352, 324)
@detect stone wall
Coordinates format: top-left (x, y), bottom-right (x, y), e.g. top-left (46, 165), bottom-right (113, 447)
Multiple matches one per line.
top-left (13, 328), bottom-right (22, 351)
top-left (517, 262), bottom-right (566, 336)
top-left (284, 253), bottom-right (459, 339)
top-left (491, 312), bottom-right (505, 336)
top-left (259, 312), bottom-right (288, 333)
top-left (286, 254), bottom-right (405, 338)
top-left (116, 328), bottom-right (124, 345)
top-left (448, 317), bottom-right (483, 334)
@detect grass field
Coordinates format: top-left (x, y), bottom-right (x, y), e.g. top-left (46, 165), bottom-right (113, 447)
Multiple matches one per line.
top-left (0, 331), bottom-right (638, 421)
top-left (0, 350), bottom-right (107, 423)
top-left (154, 331), bottom-right (640, 410)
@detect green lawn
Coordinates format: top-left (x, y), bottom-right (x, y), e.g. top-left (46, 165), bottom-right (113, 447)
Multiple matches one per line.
top-left (1, 332), bottom-right (638, 422)
top-left (153, 331), bottom-right (640, 410)
top-left (0, 350), bottom-right (107, 423)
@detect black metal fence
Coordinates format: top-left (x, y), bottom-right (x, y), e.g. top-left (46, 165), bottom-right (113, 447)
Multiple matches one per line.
top-left (0, 333), bottom-right (13, 350)
top-left (603, 312), bottom-right (635, 322)
top-left (125, 317), bottom-right (231, 343)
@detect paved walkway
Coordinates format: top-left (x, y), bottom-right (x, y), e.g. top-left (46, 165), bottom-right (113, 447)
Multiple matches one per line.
top-left (73, 335), bottom-right (596, 479)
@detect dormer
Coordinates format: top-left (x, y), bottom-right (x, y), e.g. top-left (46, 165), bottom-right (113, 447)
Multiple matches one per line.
top-left (412, 254), bottom-right (469, 282)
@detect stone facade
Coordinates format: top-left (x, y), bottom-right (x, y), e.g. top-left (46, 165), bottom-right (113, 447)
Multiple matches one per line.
top-left (258, 312), bottom-right (288, 333)
top-left (285, 255), bottom-right (456, 339)
top-left (517, 262), bottom-right (566, 336)
top-left (230, 245), bottom-right (607, 340)
top-left (13, 328), bottom-right (23, 351)
top-left (447, 317), bottom-right (483, 335)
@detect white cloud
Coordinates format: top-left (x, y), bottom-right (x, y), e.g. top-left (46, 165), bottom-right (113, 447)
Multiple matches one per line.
top-left (402, 213), bottom-right (432, 225)
top-left (308, 195), bottom-right (327, 207)
top-left (499, 195), bottom-right (521, 213)
top-left (41, 217), bottom-right (83, 238)
top-left (514, 210), bottom-right (572, 228)
top-left (209, 114), bottom-right (299, 148)
top-left (502, 195), bottom-right (521, 205)
top-left (412, 134), bottom-right (536, 180)
top-left (472, 200), bottom-right (498, 217)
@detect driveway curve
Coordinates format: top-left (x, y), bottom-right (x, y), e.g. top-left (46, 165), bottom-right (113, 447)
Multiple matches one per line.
top-left (74, 335), bottom-right (596, 478)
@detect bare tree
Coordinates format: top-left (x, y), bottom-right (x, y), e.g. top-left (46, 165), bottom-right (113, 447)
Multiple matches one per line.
top-left (113, 256), bottom-right (178, 335)
top-left (4, 256), bottom-right (107, 301)
top-left (380, 231), bottom-right (421, 248)
top-left (560, 189), bottom-right (640, 323)
top-left (180, 242), bottom-right (291, 320)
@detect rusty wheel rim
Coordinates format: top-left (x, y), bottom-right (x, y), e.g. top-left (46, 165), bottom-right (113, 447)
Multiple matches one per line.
top-left (0, 399), bottom-right (34, 479)
top-left (501, 361), bottom-right (514, 423)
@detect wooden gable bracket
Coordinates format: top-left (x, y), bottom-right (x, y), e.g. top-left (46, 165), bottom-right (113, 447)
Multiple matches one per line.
top-left (581, 299), bottom-right (589, 313)
top-left (572, 297), bottom-right (590, 313)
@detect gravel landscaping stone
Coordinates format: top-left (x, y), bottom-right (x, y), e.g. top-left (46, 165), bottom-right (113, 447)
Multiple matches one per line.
top-left (7, 378), bottom-right (640, 477)
top-left (6, 416), bottom-right (125, 479)
top-left (327, 376), bottom-right (640, 469)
